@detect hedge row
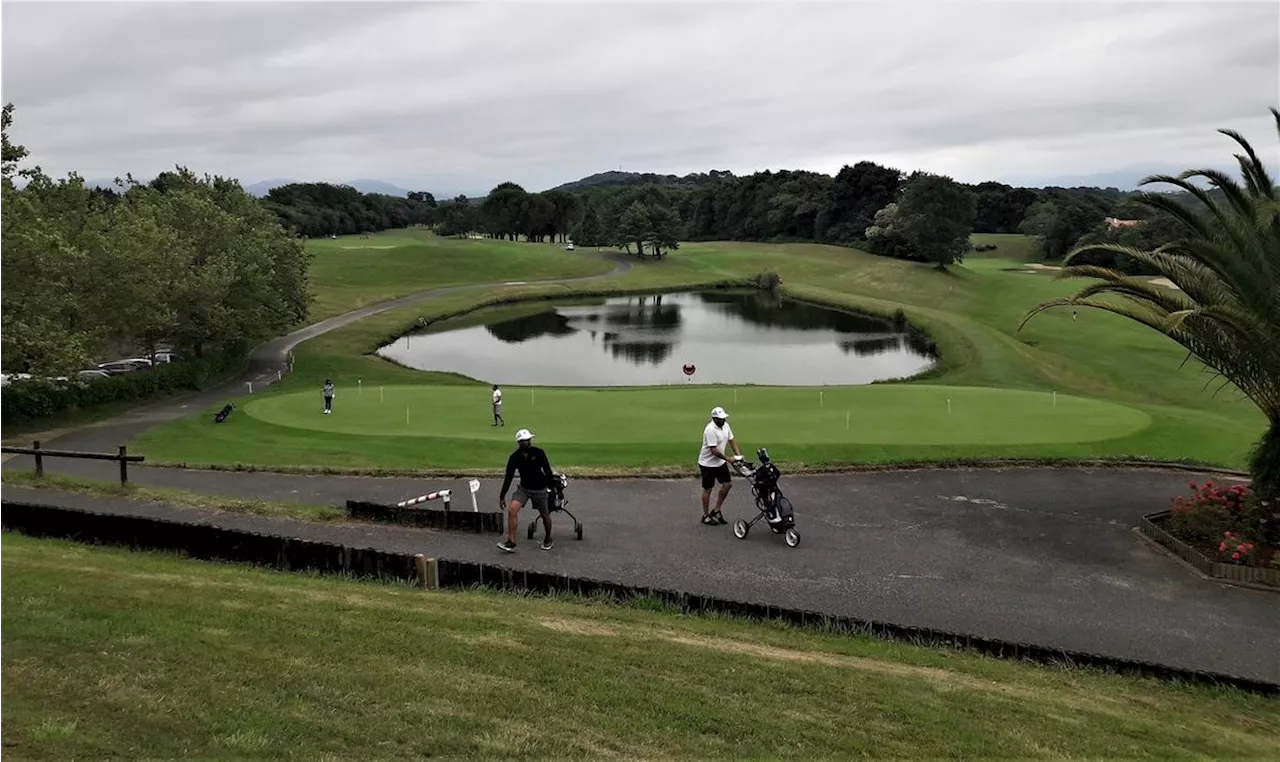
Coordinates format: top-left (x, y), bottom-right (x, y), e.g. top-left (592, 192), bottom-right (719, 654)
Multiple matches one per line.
top-left (1, 343), bottom-right (248, 423)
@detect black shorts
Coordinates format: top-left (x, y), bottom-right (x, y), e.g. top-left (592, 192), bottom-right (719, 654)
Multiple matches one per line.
top-left (700, 464), bottom-right (731, 490)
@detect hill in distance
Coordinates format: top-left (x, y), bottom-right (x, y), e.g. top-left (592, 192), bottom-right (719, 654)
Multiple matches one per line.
top-left (547, 169), bottom-right (738, 193)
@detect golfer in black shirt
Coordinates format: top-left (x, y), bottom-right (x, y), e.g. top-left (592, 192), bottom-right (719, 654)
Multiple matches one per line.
top-left (497, 428), bottom-right (556, 552)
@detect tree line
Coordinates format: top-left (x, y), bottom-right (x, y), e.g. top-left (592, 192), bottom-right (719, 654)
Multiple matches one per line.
top-left (2, 104), bottom-right (312, 377)
top-left (425, 161), bottom-right (1189, 272)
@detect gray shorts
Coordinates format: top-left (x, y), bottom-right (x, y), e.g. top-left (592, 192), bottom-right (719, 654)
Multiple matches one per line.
top-left (512, 486), bottom-right (548, 513)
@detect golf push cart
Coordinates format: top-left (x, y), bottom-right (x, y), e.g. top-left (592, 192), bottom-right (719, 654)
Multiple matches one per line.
top-left (526, 472), bottom-right (584, 541)
top-left (730, 447), bottom-right (800, 547)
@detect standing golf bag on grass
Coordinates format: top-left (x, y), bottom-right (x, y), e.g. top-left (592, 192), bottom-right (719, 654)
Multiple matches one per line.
top-left (213, 403), bottom-right (234, 423)
top-left (526, 472), bottom-right (584, 540)
top-left (730, 447), bottom-right (800, 547)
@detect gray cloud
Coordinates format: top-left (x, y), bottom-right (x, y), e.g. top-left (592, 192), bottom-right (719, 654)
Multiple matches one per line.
top-left (3, 0), bottom-right (1276, 195)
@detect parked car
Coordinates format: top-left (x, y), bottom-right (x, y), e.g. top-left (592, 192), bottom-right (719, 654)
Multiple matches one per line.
top-left (77, 369), bottom-right (112, 380)
top-left (97, 358), bottom-right (152, 375)
top-left (152, 352), bottom-right (181, 364)
top-left (0, 373), bottom-right (33, 387)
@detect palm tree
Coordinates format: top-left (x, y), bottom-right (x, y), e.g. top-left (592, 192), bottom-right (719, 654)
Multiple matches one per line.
top-left (1020, 108), bottom-right (1280, 497)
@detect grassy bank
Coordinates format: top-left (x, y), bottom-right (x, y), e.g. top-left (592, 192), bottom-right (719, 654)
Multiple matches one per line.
top-left (0, 471), bottom-right (342, 522)
top-left (132, 234), bottom-right (1264, 474)
top-left (305, 229), bottom-right (615, 319)
top-left (4, 532), bottom-right (1277, 759)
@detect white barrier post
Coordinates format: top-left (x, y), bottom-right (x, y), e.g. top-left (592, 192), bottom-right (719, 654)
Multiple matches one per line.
top-left (947, 397), bottom-right (952, 415)
top-left (396, 489), bottom-right (453, 508)
top-left (277, 370), bottom-right (282, 382)
top-left (359, 379), bottom-right (362, 395)
top-left (380, 386), bottom-right (384, 403)
top-left (469, 479), bottom-right (481, 512)
top-left (247, 381), bottom-right (253, 394)
top-left (1053, 391), bottom-right (1057, 409)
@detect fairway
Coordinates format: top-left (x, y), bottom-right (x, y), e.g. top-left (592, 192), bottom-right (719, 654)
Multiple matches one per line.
top-left (245, 384), bottom-right (1150, 446)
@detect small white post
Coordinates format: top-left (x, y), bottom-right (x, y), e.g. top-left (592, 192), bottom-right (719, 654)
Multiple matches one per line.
top-left (947, 398), bottom-right (952, 415)
top-left (846, 409), bottom-right (850, 430)
top-left (820, 390), bottom-right (824, 408)
top-left (380, 386), bottom-right (384, 403)
top-left (247, 381), bottom-right (253, 394)
top-left (734, 388), bottom-right (738, 404)
top-left (469, 478), bottom-right (481, 512)
top-left (277, 370), bottom-right (282, 382)
top-left (405, 405), bottom-right (409, 425)
top-left (1053, 391), bottom-right (1057, 409)
top-left (531, 389), bottom-right (535, 407)
top-left (359, 379), bottom-right (362, 395)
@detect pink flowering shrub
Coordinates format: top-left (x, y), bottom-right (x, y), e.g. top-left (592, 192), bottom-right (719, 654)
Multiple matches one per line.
top-left (1217, 532), bottom-right (1258, 566)
top-left (1169, 481), bottom-right (1250, 543)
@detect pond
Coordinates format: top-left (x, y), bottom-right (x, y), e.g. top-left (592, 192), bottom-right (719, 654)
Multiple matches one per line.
top-left (376, 290), bottom-right (937, 386)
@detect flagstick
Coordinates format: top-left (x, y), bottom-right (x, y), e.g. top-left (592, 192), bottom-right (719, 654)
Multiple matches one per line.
top-left (380, 386), bottom-right (384, 403)
top-left (358, 379), bottom-right (362, 395)
top-left (947, 398), bottom-right (952, 416)
top-left (845, 409), bottom-right (850, 430)
top-left (406, 405), bottom-right (409, 426)
top-left (734, 388), bottom-right (737, 404)
top-left (820, 390), bottom-right (824, 408)
top-left (1053, 391), bottom-right (1057, 409)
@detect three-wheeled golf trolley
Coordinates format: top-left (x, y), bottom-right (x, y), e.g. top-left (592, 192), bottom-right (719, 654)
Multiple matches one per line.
top-left (730, 447), bottom-right (800, 547)
top-left (526, 472), bottom-right (584, 541)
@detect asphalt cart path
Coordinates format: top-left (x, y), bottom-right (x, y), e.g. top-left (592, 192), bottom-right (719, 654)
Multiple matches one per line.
top-left (4, 463), bottom-right (1275, 684)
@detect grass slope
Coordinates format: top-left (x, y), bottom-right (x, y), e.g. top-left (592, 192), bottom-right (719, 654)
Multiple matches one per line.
top-left (134, 234), bottom-right (1265, 473)
top-left (5, 533), bottom-right (1277, 759)
top-left (306, 229), bottom-right (614, 319)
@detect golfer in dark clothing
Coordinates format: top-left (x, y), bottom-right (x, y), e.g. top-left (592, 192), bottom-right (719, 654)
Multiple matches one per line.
top-left (497, 428), bottom-right (556, 552)
top-left (323, 379), bottom-right (335, 414)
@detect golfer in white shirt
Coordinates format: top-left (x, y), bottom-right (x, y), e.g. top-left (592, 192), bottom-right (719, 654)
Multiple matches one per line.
top-left (698, 406), bottom-right (742, 525)
top-left (491, 384), bottom-right (504, 427)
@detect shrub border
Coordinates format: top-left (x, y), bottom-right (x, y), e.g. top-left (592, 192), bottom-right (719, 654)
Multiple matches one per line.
top-left (1138, 509), bottom-right (1280, 591)
top-left (3, 498), bottom-right (1275, 696)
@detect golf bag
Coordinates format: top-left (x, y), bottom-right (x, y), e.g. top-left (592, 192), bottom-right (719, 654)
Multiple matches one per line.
top-left (214, 403), bottom-right (234, 423)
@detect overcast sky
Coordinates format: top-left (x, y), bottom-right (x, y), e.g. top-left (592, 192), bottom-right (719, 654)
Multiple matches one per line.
top-left (3, 0), bottom-right (1277, 196)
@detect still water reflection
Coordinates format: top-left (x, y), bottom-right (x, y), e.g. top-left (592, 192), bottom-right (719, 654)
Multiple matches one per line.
top-left (377, 291), bottom-right (936, 386)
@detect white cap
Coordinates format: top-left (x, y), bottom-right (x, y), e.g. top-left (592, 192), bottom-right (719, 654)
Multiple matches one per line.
top-left (515, 428), bottom-right (534, 442)
top-left (711, 406), bottom-right (728, 419)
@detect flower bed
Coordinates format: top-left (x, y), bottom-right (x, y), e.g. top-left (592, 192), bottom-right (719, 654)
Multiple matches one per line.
top-left (1140, 481), bottom-right (1280, 588)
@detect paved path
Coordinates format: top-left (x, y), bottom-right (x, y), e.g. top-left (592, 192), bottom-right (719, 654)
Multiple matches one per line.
top-left (3, 249), bottom-right (1276, 683)
top-left (3, 463), bottom-right (1277, 683)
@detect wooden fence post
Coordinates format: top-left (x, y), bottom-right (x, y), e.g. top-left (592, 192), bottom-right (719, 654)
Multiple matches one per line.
top-left (33, 440), bottom-right (43, 478)
top-left (118, 445), bottom-right (129, 485)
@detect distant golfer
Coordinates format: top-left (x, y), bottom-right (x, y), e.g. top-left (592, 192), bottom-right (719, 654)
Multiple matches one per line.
top-left (323, 379), bottom-right (335, 415)
top-left (698, 406), bottom-right (742, 525)
top-left (497, 428), bottom-right (556, 552)
top-left (492, 384), bottom-right (505, 427)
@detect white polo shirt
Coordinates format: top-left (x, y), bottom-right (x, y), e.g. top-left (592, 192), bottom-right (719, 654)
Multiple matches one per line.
top-left (492, 389), bottom-right (502, 405)
top-left (698, 420), bottom-right (734, 468)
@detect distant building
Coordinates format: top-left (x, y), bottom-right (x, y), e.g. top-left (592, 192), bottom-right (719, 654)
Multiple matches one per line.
top-left (1105, 217), bottom-right (1143, 229)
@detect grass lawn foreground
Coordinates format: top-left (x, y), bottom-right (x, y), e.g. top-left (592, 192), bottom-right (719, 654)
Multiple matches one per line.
top-left (4, 532), bottom-right (1278, 759)
top-left (132, 230), bottom-right (1263, 475)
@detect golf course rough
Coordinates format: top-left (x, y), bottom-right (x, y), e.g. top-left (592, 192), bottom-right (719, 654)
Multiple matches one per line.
top-left (244, 384), bottom-right (1151, 446)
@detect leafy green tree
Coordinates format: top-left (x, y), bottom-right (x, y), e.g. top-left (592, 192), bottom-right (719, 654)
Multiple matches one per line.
top-left (571, 201), bottom-right (605, 247)
top-left (2, 102), bottom-right (31, 183)
top-left (1021, 109), bottom-right (1280, 497)
top-left (645, 204), bottom-right (684, 258)
top-left (894, 172), bottom-right (976, 270)
top-left (617, 201), bottom-right (650, 255)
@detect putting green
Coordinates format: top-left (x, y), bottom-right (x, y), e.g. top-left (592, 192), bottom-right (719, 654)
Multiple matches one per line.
top-left (243, 384), bottom-right (1151, 446)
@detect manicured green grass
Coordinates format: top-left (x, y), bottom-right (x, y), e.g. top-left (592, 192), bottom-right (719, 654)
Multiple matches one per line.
top-left (970, 232), bottom-right (1041, 261)
top-left (306, 229), bottom-right (615, 319)
top-left (5, 533), bottom-right (1277, 759)
top-left (141, 383), bottom-right (1163, 473)
top-left (135, 234), bottom-right (1265, 474)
